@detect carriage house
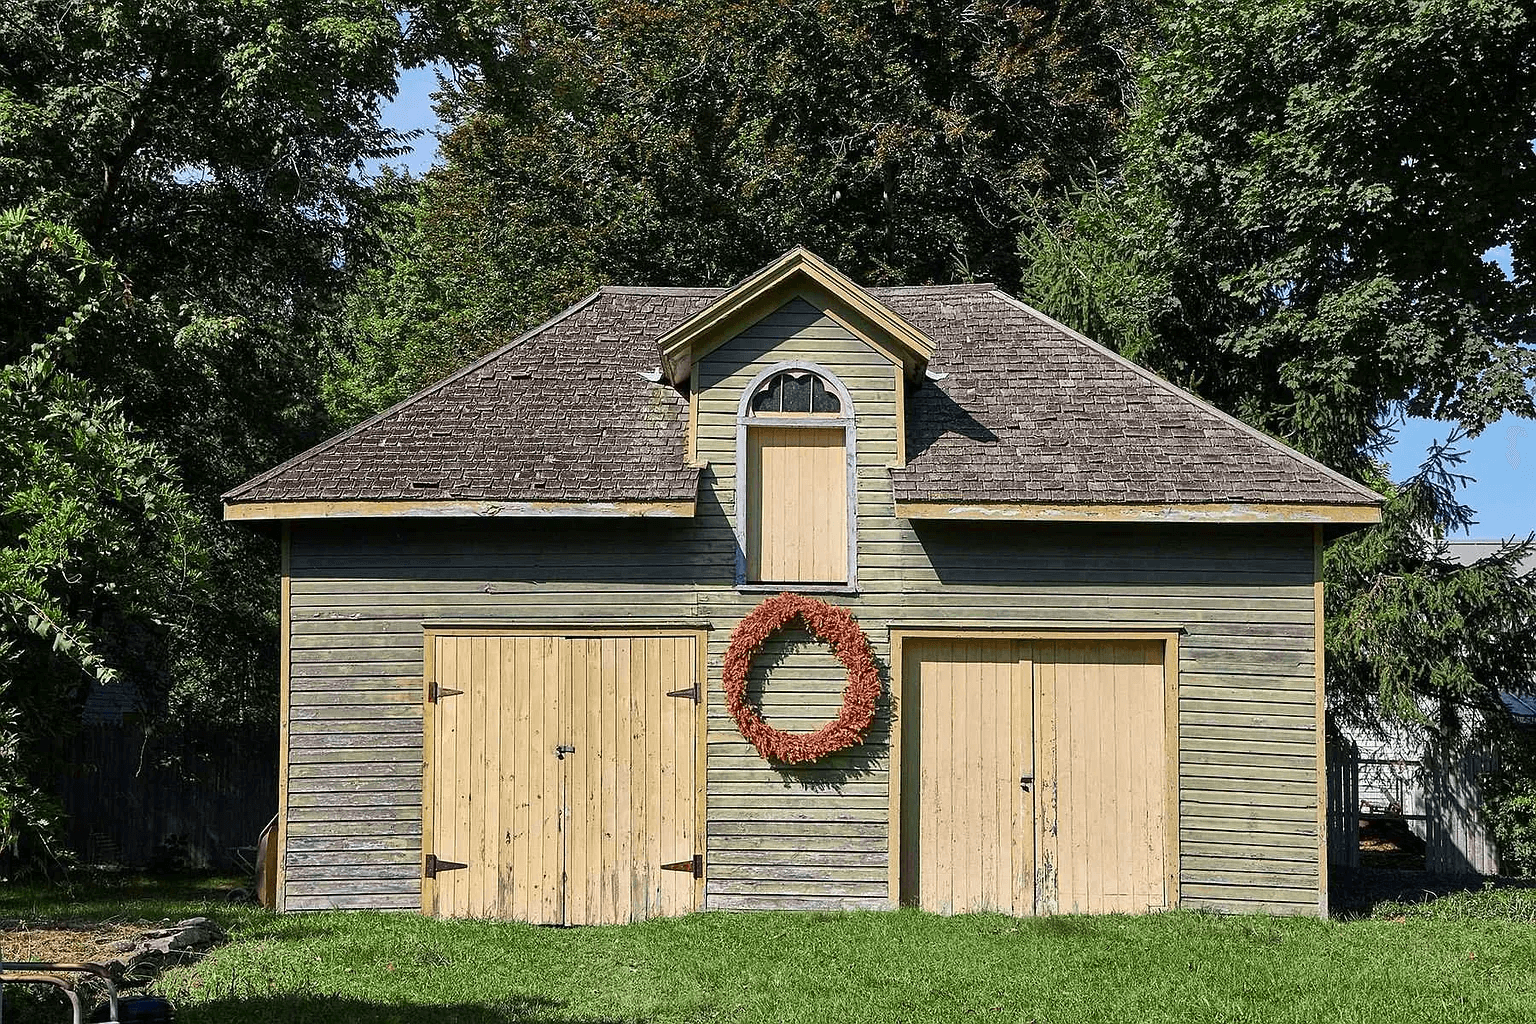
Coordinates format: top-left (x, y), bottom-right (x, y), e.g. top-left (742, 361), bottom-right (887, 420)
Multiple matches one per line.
top-left (225, 249), bottom-right (1382, 921)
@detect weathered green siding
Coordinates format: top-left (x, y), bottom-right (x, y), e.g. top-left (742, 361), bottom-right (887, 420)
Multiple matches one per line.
top-left (281, 296), bottom-right (1323, 916)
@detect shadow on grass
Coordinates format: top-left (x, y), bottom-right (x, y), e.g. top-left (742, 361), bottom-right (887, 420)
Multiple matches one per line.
top-left (175, 993), bottom-right (633, 1024)
top-left (1330, 866), bottom-right (1536, 918)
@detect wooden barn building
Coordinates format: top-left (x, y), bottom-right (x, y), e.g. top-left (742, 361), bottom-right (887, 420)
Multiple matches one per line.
top-left (225, 249), bottom-right (1383, 921)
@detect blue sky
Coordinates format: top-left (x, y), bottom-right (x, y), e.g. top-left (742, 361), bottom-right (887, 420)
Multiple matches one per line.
top-left (377, 75), bottom-right (1534, 538)
top-left (375, 65), bottom-right (445, 176)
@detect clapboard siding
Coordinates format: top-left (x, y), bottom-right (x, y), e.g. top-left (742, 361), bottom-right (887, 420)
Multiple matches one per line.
top-left (284, 517), bottom-right (705, 909)
top-left (280, 295), bottom-right (1325, 917)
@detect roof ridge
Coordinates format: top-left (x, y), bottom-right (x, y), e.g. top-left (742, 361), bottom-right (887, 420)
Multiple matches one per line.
top-left (222, 288), bottom-right (608, 502)
top-left (868, 283), bottom-right (996, 294)
top-left (985, 289), bottom-right (1384, 506)
top-left (601, 285), bottom-right (726, 295)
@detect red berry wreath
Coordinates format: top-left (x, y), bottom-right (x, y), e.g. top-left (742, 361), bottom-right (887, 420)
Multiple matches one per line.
top-left (722, 593), bottom-right (880, 764)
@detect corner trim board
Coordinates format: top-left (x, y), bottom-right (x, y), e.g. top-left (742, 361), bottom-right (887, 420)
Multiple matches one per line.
top-left (277, 524), bottom-right (291, 912)
top-left (1314, 525), bottom-right (1328, 917)
top-left (894, 501), bottom-right (1382, 524)
top-left (224, 499), bottom-right (697, 521)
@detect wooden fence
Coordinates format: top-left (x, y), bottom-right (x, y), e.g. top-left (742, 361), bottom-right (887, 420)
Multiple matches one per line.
top-left (1326, 730), bottom-right (1500, 875)
top-left (54, 724), bottom-right (278, 870)
top-left (1326, 735), bottom-right (1360, 869)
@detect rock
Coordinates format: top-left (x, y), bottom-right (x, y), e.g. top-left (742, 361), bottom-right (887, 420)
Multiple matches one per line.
top-left (97, 916), bottom-right (229, 989)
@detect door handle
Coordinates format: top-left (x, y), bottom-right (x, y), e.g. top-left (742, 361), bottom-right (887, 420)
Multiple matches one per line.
top-left (1020, 775), bottom-right (1034, 791)
top-left (555, 744), bottom-right (576, 759)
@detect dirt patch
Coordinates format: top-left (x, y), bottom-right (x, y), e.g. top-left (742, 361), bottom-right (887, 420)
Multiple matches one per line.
top-left (1, 921), bottom-right (141, 964)
top-left (1359, 818), bottom-right (1427, 870)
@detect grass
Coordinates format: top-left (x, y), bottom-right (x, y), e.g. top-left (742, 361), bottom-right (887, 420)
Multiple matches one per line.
top-left (6, 878), bottom-right (1536, 1023)
top-left (1372, 880), bottom-right (1536, 923)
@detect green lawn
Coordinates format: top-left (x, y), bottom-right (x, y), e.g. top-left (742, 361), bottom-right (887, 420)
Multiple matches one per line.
top-left (6, 877), bottom-right (1536, 1023)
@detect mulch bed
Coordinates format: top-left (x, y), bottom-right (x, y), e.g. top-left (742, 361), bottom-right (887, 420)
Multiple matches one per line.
top-left (0, 920), bottom-right (142, 965)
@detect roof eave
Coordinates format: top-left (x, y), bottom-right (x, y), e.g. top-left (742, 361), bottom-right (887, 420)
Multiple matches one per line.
top-left (224, 498), bottom-right (697, 522)
top-left (894, 501), bottom-right (1384, 525)
top-left (658, 247), bottom-right (935, 383)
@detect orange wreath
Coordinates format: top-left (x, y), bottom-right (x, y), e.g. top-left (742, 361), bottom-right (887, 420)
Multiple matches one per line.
top-left (722, 593), bottom-right (880, 764)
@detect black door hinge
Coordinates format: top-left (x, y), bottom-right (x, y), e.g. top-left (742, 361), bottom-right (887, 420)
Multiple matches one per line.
top-left (661, 853), bottom-right (704, 878)
top-left (428, 681), bottom-right (463, 703)
top-left (666, 684), bottom-right (700, 703)
top-left (424, 854), bottom-right (467, 879)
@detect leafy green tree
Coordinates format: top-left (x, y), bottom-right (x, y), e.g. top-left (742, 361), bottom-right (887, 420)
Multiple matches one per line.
top-left (0, 210), bottom-right (203, 870)
top-left (335, 0), bottom-right (1150, 410)
top-left (1026, 0), bottom-right (1536, 476)
top-left (1, 1), bottom-right (412, 860)
top-left (1325, 437), bottom-right (1536, 742)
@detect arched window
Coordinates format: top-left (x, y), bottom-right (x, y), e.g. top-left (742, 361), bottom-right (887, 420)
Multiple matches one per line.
top-left (736, 363), bottom-right (856, 588)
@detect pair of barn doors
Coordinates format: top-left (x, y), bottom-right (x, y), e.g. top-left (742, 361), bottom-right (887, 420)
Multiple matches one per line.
top-left (899, 637), bottom-right (1176, 915)
top-left (423, 631), bottom-right (703, 923)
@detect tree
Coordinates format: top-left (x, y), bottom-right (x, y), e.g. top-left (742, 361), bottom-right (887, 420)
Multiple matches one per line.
top-left (1027, 0), bottom-right (1536, 477)
top-left (1, 1), bottom-right (411, 862)
top-left (0, 210), bottom-right (202, 870)
top-left (333, 0), bottom-right (1150, 410)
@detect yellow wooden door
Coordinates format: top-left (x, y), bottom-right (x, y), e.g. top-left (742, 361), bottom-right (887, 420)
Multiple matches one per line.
top-left (900, 638), bottom-right (1035, 915)
top-left (1034, 640), bottom-right (1169, 914)
top-left (563, 635), bottom-right (700, 925)
top-left (426, 633), bottom-right (700, 924)
top-left (899, 637), bottom-right (1171, 916)
top-left (745, 425), bottom-right (846, 583)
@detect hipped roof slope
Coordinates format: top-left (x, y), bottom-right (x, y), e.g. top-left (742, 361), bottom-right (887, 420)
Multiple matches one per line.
top-left (225, 264), bottom-right (1382, 513)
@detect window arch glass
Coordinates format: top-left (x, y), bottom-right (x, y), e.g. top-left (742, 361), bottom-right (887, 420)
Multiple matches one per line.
top-left (749, 370), bottom-right (842, 415)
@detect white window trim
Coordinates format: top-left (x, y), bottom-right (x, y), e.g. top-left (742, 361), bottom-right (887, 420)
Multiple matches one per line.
top-left (734, 361), bottom-right (859, 590)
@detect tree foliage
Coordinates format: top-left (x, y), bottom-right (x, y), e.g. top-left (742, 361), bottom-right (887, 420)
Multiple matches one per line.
top-left (329, 0), bottom-right (1149, 410)
top-left (0, 209), bottom-right (203, 866)
top-left (1325, 436), bottom-right (1536, 740)
top-left (1, 1), bottom-right (410, 866)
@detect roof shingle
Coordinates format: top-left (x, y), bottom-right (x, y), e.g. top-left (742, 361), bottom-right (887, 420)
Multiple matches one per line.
top-left (225, 282), bottom-right (1380, 509)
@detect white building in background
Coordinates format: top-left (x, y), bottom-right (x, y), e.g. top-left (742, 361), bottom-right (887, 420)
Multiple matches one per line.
top-left (1333, 537), bottom-right (1535, 876)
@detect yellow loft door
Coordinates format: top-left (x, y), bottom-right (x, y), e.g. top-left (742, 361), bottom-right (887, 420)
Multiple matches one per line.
top-left (426, 633), bottom-right (700, 924)
top-left (901, 638), bottom-right (1170, 915)
top-left (746, 425), bottom-right (846, 583)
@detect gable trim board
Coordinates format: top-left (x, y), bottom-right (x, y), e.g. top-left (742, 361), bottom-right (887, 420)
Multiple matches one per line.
top-left (659, 248), bottom-right (935, 385)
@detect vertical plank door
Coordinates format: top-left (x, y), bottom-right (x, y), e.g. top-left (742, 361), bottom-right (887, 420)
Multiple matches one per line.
top-left (563, 635), bottom-right (700, 925)
top-left (899, 638), bottom-right (1034, 915)
top-left (746, 426), bottom-right (846, 583)
top-left (428, 634), bottom-right (563, 921)
top-left (427, 632), bottom-right (699, 924)
top-left (1033, 640), bottom-right (1168, 914)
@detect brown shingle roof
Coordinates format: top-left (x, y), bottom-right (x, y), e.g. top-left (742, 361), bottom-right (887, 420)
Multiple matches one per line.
top-left (224, 288), bottom-right (714, 505)
top-left (881, 287), bottom-right (1378, 506)
top-left (224, 282), bottom-right (1381, 509)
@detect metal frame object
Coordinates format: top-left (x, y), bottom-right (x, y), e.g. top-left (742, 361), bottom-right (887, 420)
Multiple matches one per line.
top-left (0, 962), bottom-right (121, 1024)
